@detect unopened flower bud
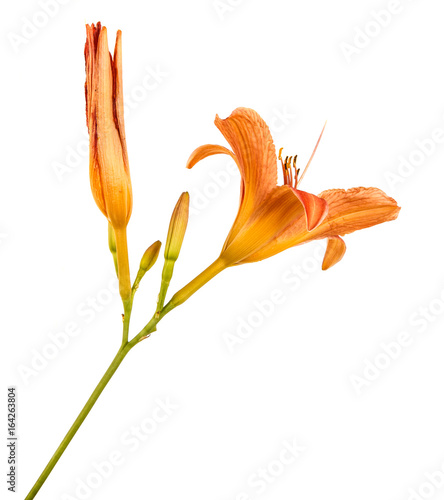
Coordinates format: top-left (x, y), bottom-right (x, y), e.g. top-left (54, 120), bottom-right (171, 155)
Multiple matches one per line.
top-left (85, 23), bottom-right (132, 301)
top-left (156, 192), bottom-right (190, 313)
top-left (85, 23), bottom-right (132, 231)
top-left (133, 241), bottom-right (162, 293)
top-left (164, 192), bottom-right (189, 263)
top-left (140, 241), bottom-right (162, 272)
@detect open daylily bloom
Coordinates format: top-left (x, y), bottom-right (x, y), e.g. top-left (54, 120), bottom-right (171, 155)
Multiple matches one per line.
top-left (186, 107), bottom-right (400, 271)
top-left (85, 23), bottom-right (132, 300)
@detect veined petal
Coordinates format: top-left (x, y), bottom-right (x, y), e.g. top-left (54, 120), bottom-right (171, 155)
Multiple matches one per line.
top-left (292, 189), bottom-right (328, 231)
top-left (186, 144), bottom-right (237, 169)
top-left (85, 23), bottom-right (101, 132)
top-left (314, 187), bottom-right (400, 238)
top-left (96, 27), bottom-right (115, 135)
top-left (322, 236), bottom-right (346, 271)
top-left (89, 157), bottom-right (107, 217)
top-left (215, 108), bottom-right (278, 247)
top-left (221, 186), bottom-right (305, 266)
top-left (112, 29), bottom-right (132, 222)
top-left (113, 31), bottom-right (130, 172)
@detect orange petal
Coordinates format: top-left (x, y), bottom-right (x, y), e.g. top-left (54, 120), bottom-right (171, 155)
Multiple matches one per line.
top-left (96, 27), bottom-right (115, 136)
top-left (215, 108), bottom-right (278, 247)
top-left (242, 186), bottom-right (400, 264)
top-left (221, 186), bottom-right (305, 266)
top-left (186, 144), bottom-right (237, 169)
top-left (322, 236), bottom-right (346, 271)
top-left (85, 23), bottom-right (101, 132)
top-left (112, 29), bottom-right (132, 222)
top-left (315, 187), bottom-right (400, 238)
top-left (113, 31), bottom-right (130, 171)
top-left (292, 189), bottom-right (328, 231)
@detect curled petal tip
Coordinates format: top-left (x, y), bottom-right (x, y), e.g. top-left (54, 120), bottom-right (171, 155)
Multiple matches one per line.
top-left (186, 144), bottom-right (236, 170)
top-left (322, 236), bottom-right (346, 271)
top-left (292, 189), bottom-right (329, 231)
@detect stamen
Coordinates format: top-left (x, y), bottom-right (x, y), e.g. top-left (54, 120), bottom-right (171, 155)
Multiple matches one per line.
top-left (297, 121), bottom-right (327, 187)
top-left (284, 155), bottom-right (290, 184)
top-left (293, 155), bottom-right (298, 187)
top-left (279, 148), bottom-right (288, 184)
top-left (287, 156), bottom-right (293, 186)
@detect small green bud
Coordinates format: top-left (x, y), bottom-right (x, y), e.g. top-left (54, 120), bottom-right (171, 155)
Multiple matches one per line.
top-left (108, 223), bottom-right (118, 275)
top-left (133, 240), bottom-right (162, 292)
top-left (140, 240), bottom-right (162, 272)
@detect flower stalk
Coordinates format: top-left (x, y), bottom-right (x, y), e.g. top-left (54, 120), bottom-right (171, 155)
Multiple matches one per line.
top-left (24, 21), bottom-right (400, 500)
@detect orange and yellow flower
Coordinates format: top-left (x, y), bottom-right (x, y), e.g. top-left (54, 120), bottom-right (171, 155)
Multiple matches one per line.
top-left (166, 107), bottom-right (400, 311)
top-left (187, 107), bottom-right (400, 270)
top-left (85, 23), bottom-right (132, 300)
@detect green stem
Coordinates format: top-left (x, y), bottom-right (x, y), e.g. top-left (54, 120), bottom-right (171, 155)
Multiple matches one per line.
top-left (25, 257), bottom-right (227, 499)
top-left (114, 227), bottom-right (131, 302)
top-left (121, 298), bottom-right (132, 346)
top-left (162, 257), bottom-right (227, 314)
top-left (156, 259), bottom-right (175, 313)
top-left (24, 343), bottom-right (133, 500)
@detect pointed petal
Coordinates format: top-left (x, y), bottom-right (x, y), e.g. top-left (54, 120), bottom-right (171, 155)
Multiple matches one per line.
top-left (186, 144), bottom-right (237, 169)
top-left (96, 27), bottom-right (115, 134)
top-left (292, 189), bottom-right (328, 231)
top-left (84, 23), bottom-right (101, 132)
top-left (215, 108), bottom-right (278, 247)
top-left (315, 187), bottom-right (400, 238)
top-left (221, 186), bottom-right (305, 266)
top-left (112, 29), bottom-right (132, 222)
top-left (113, 30), bottom-right (129, 171)
top-left (322, 236), bottom-right (346, 271)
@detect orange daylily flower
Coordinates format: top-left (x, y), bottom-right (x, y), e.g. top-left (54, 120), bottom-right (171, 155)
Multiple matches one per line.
top-left (85, 23), bottom-right (132, 300)
top-left (186, 107), bottom-right (400, 271)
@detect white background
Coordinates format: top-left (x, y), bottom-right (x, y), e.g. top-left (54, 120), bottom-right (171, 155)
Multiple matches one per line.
top-left (2, 0), bottom-right (444, 499)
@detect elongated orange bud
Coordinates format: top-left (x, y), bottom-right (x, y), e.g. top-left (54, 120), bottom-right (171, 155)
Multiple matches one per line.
top-left (85, 23), bottom-right (132, 230)
top-left (85, 23), bottom-right (132, 301)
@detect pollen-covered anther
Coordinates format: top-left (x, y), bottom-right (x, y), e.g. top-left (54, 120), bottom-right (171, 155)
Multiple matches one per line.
top-left (281, 152), bottom-right (300, 188)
